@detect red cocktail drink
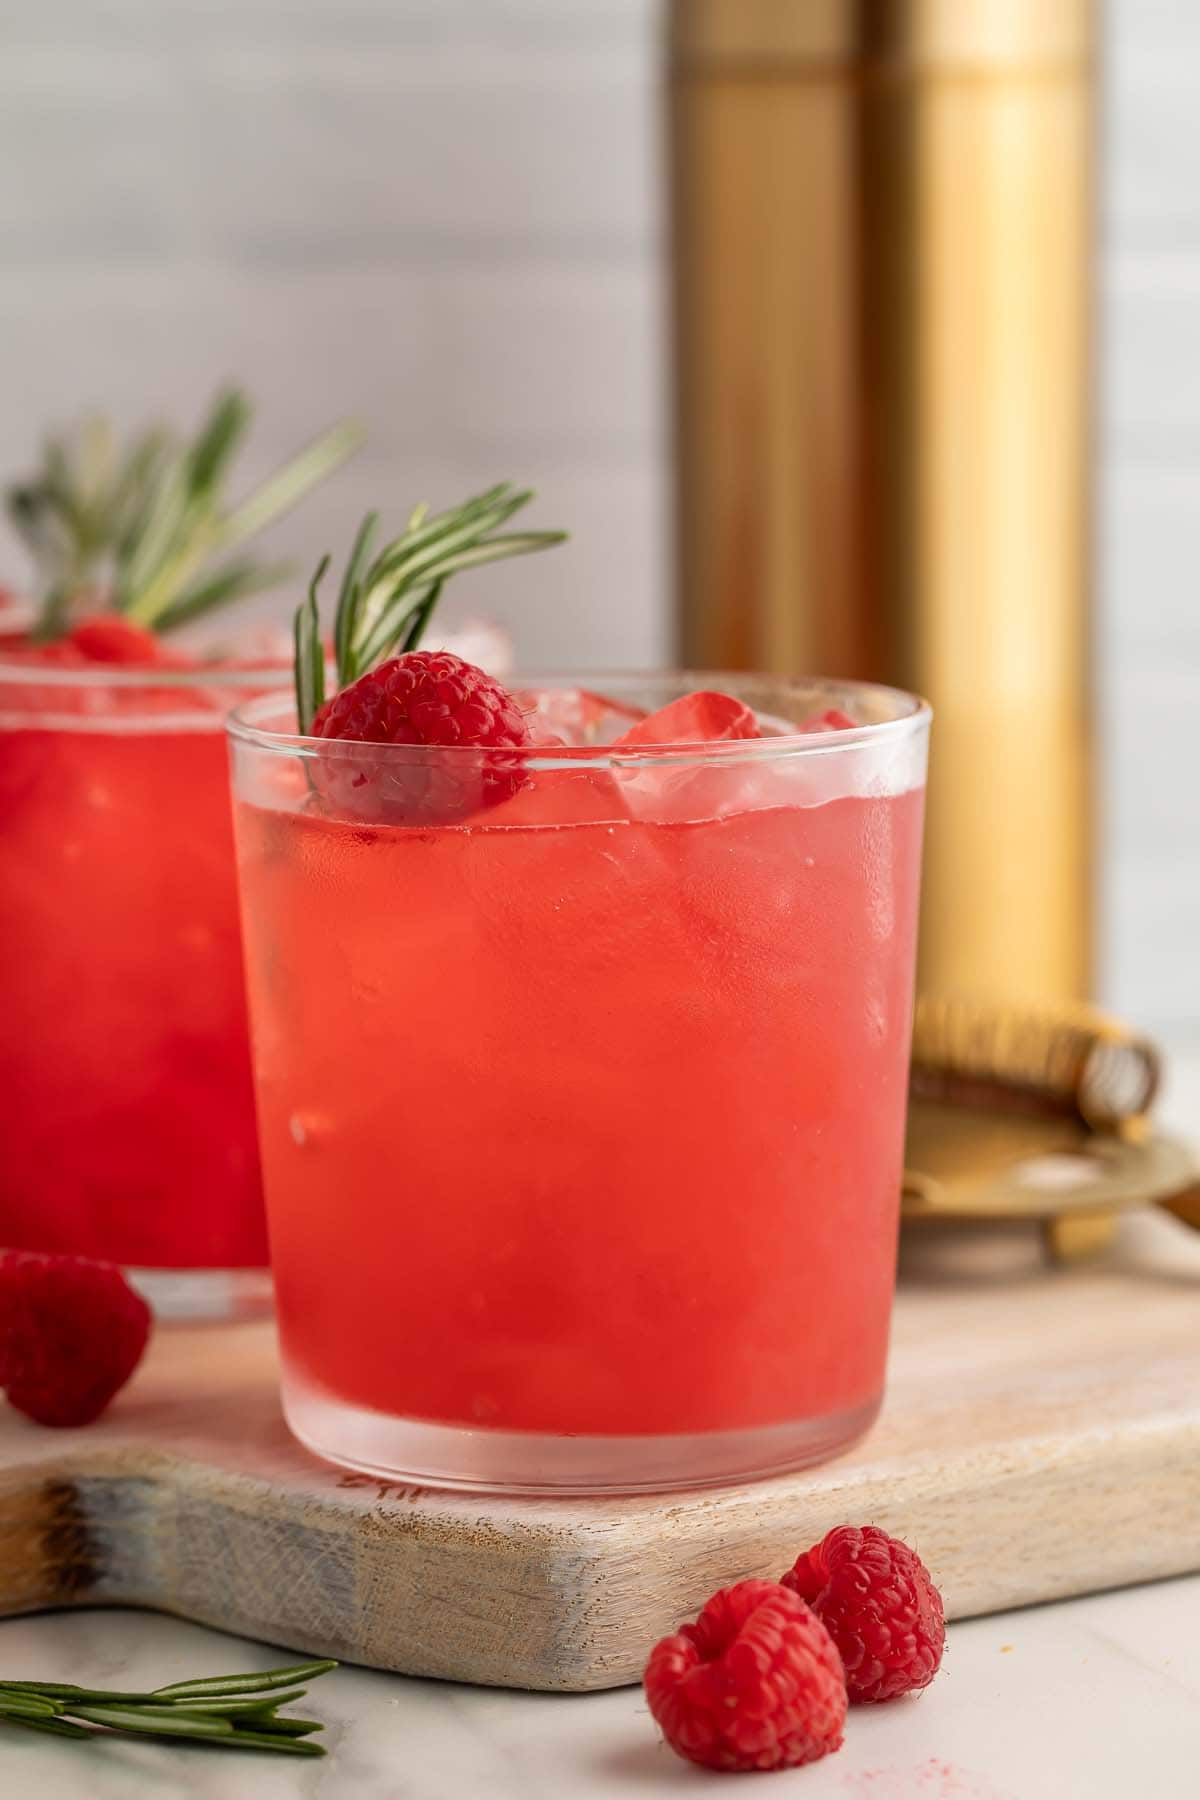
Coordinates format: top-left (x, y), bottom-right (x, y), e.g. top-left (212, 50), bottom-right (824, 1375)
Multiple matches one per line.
top-left (0, 388), bottom-right (360, 1315)
top-left (0, 654), bottom-right (288, 1315)
top-left (230, 676), bottom-right (928, 1491)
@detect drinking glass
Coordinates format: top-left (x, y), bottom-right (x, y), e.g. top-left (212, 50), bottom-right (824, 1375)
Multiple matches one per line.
top-left (0, 653), bottom-right (290, 1319)
top-left (228, 675), bottom-right (929, 1491)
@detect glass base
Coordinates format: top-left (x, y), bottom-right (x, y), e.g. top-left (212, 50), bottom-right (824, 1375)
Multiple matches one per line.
top-left (126, 1266), bottom-right (274, 1324)
top-left (282, 1370), bottom-right (881, 1495)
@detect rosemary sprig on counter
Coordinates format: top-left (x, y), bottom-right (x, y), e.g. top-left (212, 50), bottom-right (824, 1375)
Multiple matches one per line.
top-left (293, 481), bottom-right (566, 733)
top-left (0, 1657), bottom-right (336, 1757)
top-left (7, 389), bottom-right (363, 642)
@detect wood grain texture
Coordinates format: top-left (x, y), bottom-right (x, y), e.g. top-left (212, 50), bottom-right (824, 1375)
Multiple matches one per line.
top-left (1, 1212), bottom-right (1198, 1692)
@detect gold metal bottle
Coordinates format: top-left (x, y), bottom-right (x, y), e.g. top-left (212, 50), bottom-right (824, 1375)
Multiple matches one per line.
top-left (670, 0), bottom-right (1095, 1003)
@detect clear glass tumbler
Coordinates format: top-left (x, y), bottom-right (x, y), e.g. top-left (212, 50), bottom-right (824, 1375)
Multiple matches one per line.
top-left (0, 652), bottom-right (290, 1320)
top-left (229, 675), bottom-right (929, 1492)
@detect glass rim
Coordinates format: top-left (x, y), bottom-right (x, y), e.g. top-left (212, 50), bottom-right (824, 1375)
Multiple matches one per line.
top-left (0, 650), bottom-right (295, 733)
top-left (227, 671), bottom-right (931, 765)
top-left (0, 653), bottom-right (293, 692)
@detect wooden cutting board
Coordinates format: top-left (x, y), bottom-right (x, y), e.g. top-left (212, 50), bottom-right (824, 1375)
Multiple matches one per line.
top-left (1, 1212), bottom-right (1198, 1692)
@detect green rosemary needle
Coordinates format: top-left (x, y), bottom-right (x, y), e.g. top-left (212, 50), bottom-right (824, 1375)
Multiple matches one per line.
top-left (293, 481), bottom-right (567, 732)
top-left (8, 390), bottom-right (363, 641)
top-left (0, 1658), bottom-right (336, 1758)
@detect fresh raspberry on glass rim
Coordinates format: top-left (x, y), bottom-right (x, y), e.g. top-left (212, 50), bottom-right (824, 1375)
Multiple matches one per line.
top-left (291, 486), bottom-right (567, 825)
top-left (309, 648), bottom-right (536, 824)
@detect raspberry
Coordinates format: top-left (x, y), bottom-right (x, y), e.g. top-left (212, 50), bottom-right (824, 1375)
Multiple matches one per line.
top-left (66, 615), bottom-right (168, 665)
top-left (311, 649), bottom-right (534, 825)
top-left (644, 1579), bottom-right (847, 1773)
top-left (0, 1252), bottom-right (151, 1427)
top-left (782, 1526), bottom-right (945, 1704)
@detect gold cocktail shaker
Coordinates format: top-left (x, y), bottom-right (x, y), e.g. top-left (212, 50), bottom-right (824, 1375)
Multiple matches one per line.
top-left (670, 0), bottom-right (1095, 1003)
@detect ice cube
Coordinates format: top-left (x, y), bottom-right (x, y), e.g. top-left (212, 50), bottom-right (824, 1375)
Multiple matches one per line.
top-left (481, 760), bottom-right (630, 828)
top-left (524, 726), bottom-right (571, 750)
top-left (515, 687), bottom-right (646, 748)
top-left (797, 707), bottom-right (857, 733)
top-left (603, 691), bottom-right (760, 822)
top-left (612, 690), bottom-right (759, 748)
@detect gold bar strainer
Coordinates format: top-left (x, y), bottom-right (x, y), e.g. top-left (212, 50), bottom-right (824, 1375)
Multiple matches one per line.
top-left (903, 996), bottom-right (1200, 1262)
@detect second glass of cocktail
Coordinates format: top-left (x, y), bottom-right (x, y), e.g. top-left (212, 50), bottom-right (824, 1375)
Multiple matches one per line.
top-left (229, 490), bottom-right (929, 1492)
top-left (0, 392), bottom-right (360, 1319)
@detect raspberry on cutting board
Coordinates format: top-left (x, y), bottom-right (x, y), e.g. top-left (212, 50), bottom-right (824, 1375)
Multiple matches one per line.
top-left (643, 1578), bottom-right (847, 1773)
top-left (782, 1525), bottom-right (946, 1704)
top-left (0, 1252), bottom-right (151, 1428)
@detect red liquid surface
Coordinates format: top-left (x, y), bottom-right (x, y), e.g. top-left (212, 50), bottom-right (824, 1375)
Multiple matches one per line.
top-left (237, 770), bottom-right (924, 1438)
top-left (0, 707), bottom-right (267, 1268)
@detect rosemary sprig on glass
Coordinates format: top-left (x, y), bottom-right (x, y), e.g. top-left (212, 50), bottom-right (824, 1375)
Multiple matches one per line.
top-left (293, 481), bottom-right (566, 732)
top-left (0, 1658), bottom-right (337, 1757)
top-left (7, 388), bottom-right (363, 642)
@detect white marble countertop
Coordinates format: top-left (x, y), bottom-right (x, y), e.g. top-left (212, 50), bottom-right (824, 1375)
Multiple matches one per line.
top-left (2, 1057), bottom-right (1197, 1797)
top-left (0, 1578), bottom-right (1198, 1798)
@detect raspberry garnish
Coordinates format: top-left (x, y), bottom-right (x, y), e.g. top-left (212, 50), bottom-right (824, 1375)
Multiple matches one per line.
top-left (644, 1578), bottom-right (847, 1773)
top-left (66, 615), bottom-right (169, 665)
top-left (292, 484), bottom-right (564, 822)
top-left (310, 649), bottom-right (534, 824)
top-left (782, 1526), bottom-right (946, 1704)
top-left (0, 1252), bottom-right (151, 1427)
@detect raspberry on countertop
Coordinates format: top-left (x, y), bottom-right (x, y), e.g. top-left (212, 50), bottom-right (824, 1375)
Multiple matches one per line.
top-left (783, 1525), bottom-right (946, 1704)
top-left (644, 1578), bottom-right (847, 1773)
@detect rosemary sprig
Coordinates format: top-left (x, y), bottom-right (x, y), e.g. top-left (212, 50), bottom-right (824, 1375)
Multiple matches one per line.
top-left (7, 389), bottom-right (363, 641)
top-left (293, 481), bottom-right (566, 734)
top-left (0, 1658), bottom-right (336, 1758)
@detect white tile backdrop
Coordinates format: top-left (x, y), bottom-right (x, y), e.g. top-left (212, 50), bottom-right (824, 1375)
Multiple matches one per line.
top-left (0, 0), bottom-right (667, 671)
top-left (0, 2), bottom-right (1196, 1046)
top-left (1103, 1), bottom-right (1200, 1045)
